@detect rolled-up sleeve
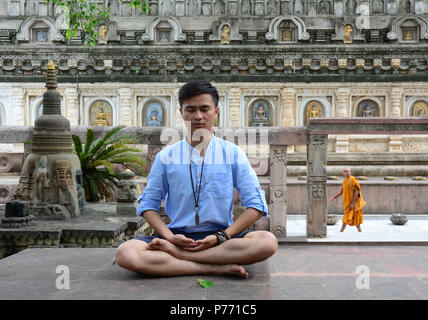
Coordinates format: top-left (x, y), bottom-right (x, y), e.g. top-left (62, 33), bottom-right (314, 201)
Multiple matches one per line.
top-left (135, 152), bottom-right (169, 216)
top-left (233, 147), bottom-right (268, 216)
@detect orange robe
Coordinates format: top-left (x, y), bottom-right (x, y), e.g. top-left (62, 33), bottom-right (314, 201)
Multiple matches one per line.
top-left (342, 175), bottom-right (365, 226)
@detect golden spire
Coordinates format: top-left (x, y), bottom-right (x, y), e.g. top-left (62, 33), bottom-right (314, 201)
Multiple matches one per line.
top-left (48, 60), bottom-right (55, 70)
top-left (46, 60), bottom-right (57, 89)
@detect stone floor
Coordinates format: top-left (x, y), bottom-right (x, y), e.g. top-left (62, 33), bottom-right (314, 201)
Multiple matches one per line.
top-left (1, 245), bottom-right (428, 300)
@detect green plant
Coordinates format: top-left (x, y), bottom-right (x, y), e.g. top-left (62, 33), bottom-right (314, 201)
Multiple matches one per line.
top-left (72, 125), bottom-right (146, 202)
top-left (45, 0), bottom-right (149, 47)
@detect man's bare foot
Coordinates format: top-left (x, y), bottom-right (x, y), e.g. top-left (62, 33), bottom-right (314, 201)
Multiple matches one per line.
top-left (216, 265), bottom-right (249, 279)
top-left (148, 238), bottom-right (183, 258)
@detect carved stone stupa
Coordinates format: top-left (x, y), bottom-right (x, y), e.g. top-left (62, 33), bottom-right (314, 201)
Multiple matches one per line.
top-left (16, 61), bottom-right (82, 219)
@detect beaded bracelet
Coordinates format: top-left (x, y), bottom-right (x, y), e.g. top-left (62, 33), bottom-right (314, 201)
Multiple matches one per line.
top-left (215, 229), bottom-right (231, 245)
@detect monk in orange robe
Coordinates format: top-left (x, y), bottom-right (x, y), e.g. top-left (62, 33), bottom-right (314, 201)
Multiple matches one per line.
top-left (329, 168), bottom-right (366, 232)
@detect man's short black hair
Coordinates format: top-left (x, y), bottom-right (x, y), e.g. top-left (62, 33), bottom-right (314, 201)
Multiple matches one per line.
top-left (178, 80), bottom-right (219, 108)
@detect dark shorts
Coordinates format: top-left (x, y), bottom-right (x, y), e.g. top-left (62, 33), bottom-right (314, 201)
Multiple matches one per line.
top-left (135, 228), bottom-right (253, 243)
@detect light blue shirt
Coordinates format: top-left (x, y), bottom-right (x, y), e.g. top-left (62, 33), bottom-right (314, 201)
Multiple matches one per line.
top-left (136, 135), bottom-right (268, 233)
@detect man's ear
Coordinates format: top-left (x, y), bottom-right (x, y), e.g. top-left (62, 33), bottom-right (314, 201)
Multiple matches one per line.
top-left (215, 106), bottom-right (219, 115)
top-left (179, 107), bottom-right (183, 116)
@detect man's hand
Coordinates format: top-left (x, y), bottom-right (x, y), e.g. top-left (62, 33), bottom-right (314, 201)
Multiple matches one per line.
top-left (183, 235), bottom-right (217, 252)
top-left (329, 197), bottom-right (335, 203)
top-left (349, 203), bottom-right (354, 210)
top-left (168, 234), bottom-right (197, 249)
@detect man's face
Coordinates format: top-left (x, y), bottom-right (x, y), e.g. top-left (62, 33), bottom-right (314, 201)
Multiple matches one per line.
top-left (180, 93), bottom-right (219, 135)
top-left (343, 169), bottom-right (351, 177)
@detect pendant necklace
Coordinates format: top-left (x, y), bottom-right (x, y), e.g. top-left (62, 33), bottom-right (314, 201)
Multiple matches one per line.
top-left (189, 145), bottom-right (206, 225)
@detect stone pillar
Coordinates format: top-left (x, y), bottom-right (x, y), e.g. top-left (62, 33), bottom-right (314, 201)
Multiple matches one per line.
top-left (65, 87), bottom-right (79, 126)
top-left (229, 87), bottom-right (241, 127)
top-left (12, 87), bottom-right (25, 125)
top-left (269, 145), bottom-right (287, 237)
top-left (389, 135), bottom-right (403, 152)
top-left (336, 88), bottom-right (349, 117)
top-left (306, 134), bottom-right (328, 238)
top-left (280, 88), bottom-right (296, 127)
top-left (390, 88), bottom-right (403, 117)
top-left (118, 87), bottom-right (133, 126)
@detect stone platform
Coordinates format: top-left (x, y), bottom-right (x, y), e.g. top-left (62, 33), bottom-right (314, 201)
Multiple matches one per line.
top-left (0, 203), bottom-right (144, 258)
top-left (1, 245), bottom-right (428, 300)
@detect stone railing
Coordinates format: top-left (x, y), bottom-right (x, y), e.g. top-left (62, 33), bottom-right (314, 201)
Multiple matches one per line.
top-left (0, 117), bottom-right (427, 238)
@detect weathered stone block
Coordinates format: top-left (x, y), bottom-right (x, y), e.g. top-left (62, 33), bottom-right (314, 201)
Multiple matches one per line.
top-left (5, 200), bottom-right (30, 218)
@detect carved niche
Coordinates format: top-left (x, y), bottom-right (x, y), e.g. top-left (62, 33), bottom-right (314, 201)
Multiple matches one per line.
top-left (412, 100), bottom-right (428, 117)
top-left (356, 100), bottom-right (381, 117)
top-left (89, 100), bottom-right (113, 126)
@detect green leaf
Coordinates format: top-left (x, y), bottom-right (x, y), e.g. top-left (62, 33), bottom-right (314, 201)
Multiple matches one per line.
top-left (196, 279), bottom-right (214, 289)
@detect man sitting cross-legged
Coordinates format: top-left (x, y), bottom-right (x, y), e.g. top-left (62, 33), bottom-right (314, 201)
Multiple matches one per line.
top-left (115, 80), bottom-right (278, 278)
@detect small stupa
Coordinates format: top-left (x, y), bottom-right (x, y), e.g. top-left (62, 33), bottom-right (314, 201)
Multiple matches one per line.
top-left (16, 61), bottom-right (82, 219)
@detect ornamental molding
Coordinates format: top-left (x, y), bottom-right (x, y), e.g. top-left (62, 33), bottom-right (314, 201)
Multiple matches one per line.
top-left (387, 15), bottom-right (428, 40)
top-left (142, 17), bottom-right (186, 42)
top-left (265, 16), bottom-right (310, 41)
top-left (16, 17), bottom-right (64, 42)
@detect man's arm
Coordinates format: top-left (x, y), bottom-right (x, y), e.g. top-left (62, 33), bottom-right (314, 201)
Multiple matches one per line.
top-left (329, 188), bottom-right (343, 202)
top-left (225, 207), bottom-right (263, 238)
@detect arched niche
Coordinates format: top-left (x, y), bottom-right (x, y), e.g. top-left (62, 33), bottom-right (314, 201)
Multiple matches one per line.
top-left (247, 99), bottom-right (274, 127)
top-left (89, 100), bottom-right (113, 126)
top-left (142, 100), bottom-right (165, 127)
top-left (304, 100), bottom-right (324, 126)
top-left (16, 16), bottom-right (64, 43)
top-left (411, 100), bottom-right (428, 117)
top-left (266, 16), bottom-right (310, 42)
top-left (387, 16), bottom-right (428, 42)
top-left (354, 99), bottom-right (381, 117)
top-left (142, 17), bottom-right (186, 42)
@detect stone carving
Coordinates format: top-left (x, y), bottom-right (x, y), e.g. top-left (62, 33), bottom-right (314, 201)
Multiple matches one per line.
top-left (318, 0), bottom-right (331, 14)
top-left (160, 0), bottom-right (174, 15)
top-left (214, 0), bottom-right (225, 15)
top-left (98, 24), bottom-right (108, 45)
top-left (398, 0), bottom-right (411, 13)
top-left (241, 0), bottom-right (251, 14)
top-left (266, 16), bottom-right (309, 41)
top-left (293, 0), bottom-right (303, 14)
top-left (412, 101), bottom-right (428, 117)
top-left (271, 225), bottom-right (286, 237)
top-left (18, 61), bottom-right (81, 219)
top-left (201, 0), bottom-right (212, 15)
top-left (271, 149), bottom-right (286, 164)
top-left (305, 100), bottom-right (323, 125)
top-left (16, 17), bottom-right (64, 43)
top-left (35, 155), bottom-right (51, 204)
top-left (267, 0), bottom-right (277, 15)
top-left (116, 169), bottom-right (139, 216)
top-left (54, 159), bottom-right (74, 214)
top-left (372, 0), bottom-right (384, 14)
top-left (343, 24), bottom-right (353, 43)
top-left (357, 100), bottom-right (378, 117)
top-left (145, 101), bottom-right (164, 126)
top-left (281, 0), bottom-right (291, 14)
top-left (251, 100), bottom-right (270, 126)
top-left (345, 0), bottom-right (356, 14)
top-left (188, 0), bottom-right (201, 15)
top-left (90, 100), bottom-right (112, 126)
top-left (310, 183), bottom-right (323, 200)
top-left (221, 25), bottom-right (231, 44)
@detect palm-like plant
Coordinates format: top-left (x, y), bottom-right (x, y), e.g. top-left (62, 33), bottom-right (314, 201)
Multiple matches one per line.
top-left (72, 125), bottom-right (146, 202)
